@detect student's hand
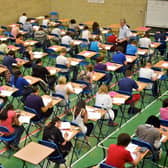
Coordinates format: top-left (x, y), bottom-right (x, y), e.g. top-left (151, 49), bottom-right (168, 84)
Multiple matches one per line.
top-left (64, 132), bottom-right (69, 138)
top-left (48, 101), bottom-right (53, 108)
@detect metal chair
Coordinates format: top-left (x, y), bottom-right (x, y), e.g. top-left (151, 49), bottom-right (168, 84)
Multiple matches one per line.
top-left (45, 48), bottom-right (58, 65)
top-left (38, 140), bottom-right (67, 168)
top-left (100, 162), bottom-right (116, 168)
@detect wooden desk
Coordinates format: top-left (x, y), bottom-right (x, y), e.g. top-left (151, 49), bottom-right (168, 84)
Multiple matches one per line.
top-left (46, 66), bottom-right (62, 75)
top-left (134, 27), bottom-right (151, 32)
top-left (67, 82), bottom-right (86, 94)
top-left (83, 21), bottom-right (94, 27)
top-left (59, 122), bottom-right (80, 141)
top-left (136, 81), bottom-right (148, 92)
top-left (0, 66), bottom-right (7, 74)
top-left (109, 91), bottom-right (130, 106)
top-left (42, 94), bottom-right (62, 107)
top-left (16, 58), bottom-right (29, 66)
top-left (58, 18), bottom-right (69, 24)
top-left (126, 55), bottom-right (138, 63)
top-left (49, 45), bottom-right (66, 52)
top-left (24, 76), bottom-right (41, 85)
top-left (86, 106), bottom-right (106, 122)
top-left (32, 51), bottom-right (48, 59)
top-left (151, 42), bottom-right (161, 49)
top-left (153, 60), bottom-right (168, 70)
top-left (72, 40), bottom-right (83, 46)
top-left (77, 50), bottom-right (97, 58)
top-left (106, 62), bottom-right (123, 72)
top-left (0, 85), bottom-right (18, 97)
top-left (24, 40), bottom-right (39, 46)
top-left (67, 57), bottom-right (82, 66)
top-left (92, 71), bottom-right (105, 81)
top-left (0, 36), bottom-right (8, 41)
top-left (109, 24), bottom-right (120, 30)
top-left (99, 44), bottom-right (113, 51)
top-left (14, 142), bottom-right (54, 166)
top-left (8, 45), bottom-right (20, 51)
top-left (137, 48), bottom-right (148, 55)
top-left (8, 24), bottom-right (19, 28)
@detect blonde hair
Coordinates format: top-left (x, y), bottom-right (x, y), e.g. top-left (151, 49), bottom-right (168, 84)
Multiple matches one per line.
top-left (98, 84), bottom-right (108, 94)
top-left (60, 48), bottom-right (67, 54)
top-left (58, 76), bottom-right (67, 84)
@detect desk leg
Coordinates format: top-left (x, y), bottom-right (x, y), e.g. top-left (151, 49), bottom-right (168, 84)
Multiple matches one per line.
top-left (23, 123), bottom-right (32, 146)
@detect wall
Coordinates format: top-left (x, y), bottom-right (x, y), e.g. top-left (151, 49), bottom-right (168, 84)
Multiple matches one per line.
top-left (51, 0), bottom-right (147, 28)
top-left (0, 0), bottom-right (50, 25)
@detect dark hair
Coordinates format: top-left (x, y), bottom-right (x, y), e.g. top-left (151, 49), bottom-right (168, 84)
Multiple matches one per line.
top-left (45, 15), bottom-right (49, 18)
top-left (70, 19), bottom-right (76, 24)
top-left (23, 13), bottom-right (27, 16)
top-left (144, 33), bottom-right (150, 38)
top-left (13, 70), bottom-right (21, 85)
top-left (96, 56), bottom-right (104, 63)
top-left (32, 86), bottom-right (39, 93)
top-left (7, 50), bottom-right (15, 58)
top-left (84, 25), bottom-right (89, 30)
top-left (115, 46), bottom-right (124, 52)
top-left (163, 98), bottom-right (168, 107)
top-left (75, 100), bottom-right (86, 117)
top-left (16, 34), bottom-right (23, 39)
top-left (117, 133), bottom-right (131, 146)
top-left (48, 117), bottom-right (61, 128)
top-left (92, 22), bottom-right (100, 32)
top-left (146, 115), bottom-right (160, 128)
top-left (35, 59), bottom-right (42, 64)
top-left (125, 70), bottom-right (132, 77)
top-left (0, 104), bottom-right (14, 120)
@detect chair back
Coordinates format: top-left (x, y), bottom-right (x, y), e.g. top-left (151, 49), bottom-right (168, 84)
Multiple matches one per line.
top-left (0, 126), bottom-right (10, 134)
top-left (55, 64), bottom-right (68, 69)
top-left (52, 93), bottom-right (65, 100)
top-left (74, 80), bottom-right (89, 87)
top-left (39, 140), bottom-right (58, 149)
top-left (24, 106), bottom-right (38, 115)
top-left (73, 54), bottom-right (85, 60)
top-left (138, 77), bottom-right (153, 83)
top-left (100, 162), bottom-right (116, 168)
top-left (160, 119), bottom-right (168, 127)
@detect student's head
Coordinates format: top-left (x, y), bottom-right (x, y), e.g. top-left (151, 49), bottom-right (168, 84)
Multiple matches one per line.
top-left (115, 46), bottom-right (124, 53)
top-left (125, 70), bottom-right (132, 77)
top-left (58, 76), bottom-right (67, 84)
top-left (117, 133), bottom-right (131, 146)
top-left (86, 64), bottom-right (93, 72)
top-left (39, 26), bottom-right (44, 31)
top-left (83, 25), bottom-right (89, 30)
top-left (145, 61), bottom-right (152, 68)
top-left (7, 50), bottom-right (15, 58)
top-left (35, 59), bottom-right (42, 65)
top-left (14, 70), bottom-right (22, 78)
top-left (92, 22), bottom-right (100, 30)
top-left (26, 46), bottom-right (32, 51)
top-left (131, 40), bottom-right (137, 46)
top-left (22, 13), bottom-right (27, 16)
top-left (26, 18), bottom-right (31, 22)
top-left (44, 15), bottom-right (49, 19)
top-left (66, 31), bottom-right (72, 36)
top-left (16, 34), bottom-right (23, 39)
top-left (120, 18), bottom-right (126, 27)
top-left (144, 33), bottom-right (150, 38)
top-left (75, 99), bottom-right (86, 117)
top-left (60, 48), bottom-right (67, 55)
top-left (146, 115), bottom-right (160, 128)
top-left (48, 117), bottom-right (61, 128)
top-left (98, 84), bottom-right (108, 94)
top-left (70, 19), bottom-right (76, 24)
top-left (96, 56), bottom-right (104, 63)
top-left (162, 98), bottom-right (168, 108)
top-left (0, 104), bottom-right (14, 121)
top-left (32, 86), bottom-right (39, 95)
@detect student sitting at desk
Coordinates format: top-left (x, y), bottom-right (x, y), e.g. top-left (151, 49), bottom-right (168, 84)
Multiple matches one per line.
top-left (81, 25), bottom-right (91, 42)
top-left (106, 133), bottom-right (141, 168)
top-left (139, 61), bottom-right (158, 97)
top-left (135, 115), bottom-right (161, 160)
top-left (0, 104), bottom-right (24, 150)
top-left (18, 13), bottom-right (27, 25)
top-left (94, 56), bottom-right (107, 71)
top-left (160, 98), bottom-right (168, 120)
top-left (92, 22), bottom-right (101, 35)
top-left (61, 31), bottom-right (73, 46)
top-left (0, 40), bottom-right (8, 55)
top-left (126, 40), bottom-right (138, 55)
top-left (11, 25), bottom-right (20, 38)
top-left (118, 70), bottom-right (141, 114)
top-left (43, 117), bottom-right (72, 165)
top-left (73, 100), bottom-right (94, 139)
top-left (15, 34), bottom-right (25, 46)
top-left (51, 24), bottom-right (61, 39)
top-left (42, 15), bottom-right (49, 27)
top-left (2, 51), bottom-right (17, 73)
top-left (138, 33), bottom-right (151, 49)
top-left (25, 86), bottom-right (53, 121)
top-left (95, 85), bottom-right (118, 126)
top-left (22, 18), bottom-right (33, 37)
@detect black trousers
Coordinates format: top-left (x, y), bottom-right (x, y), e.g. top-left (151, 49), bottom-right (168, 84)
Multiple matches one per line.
top-left (85, 123), bottom-right (94, 136)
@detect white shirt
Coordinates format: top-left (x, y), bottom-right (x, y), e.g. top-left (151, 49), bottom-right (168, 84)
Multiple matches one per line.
top-left (139, 67), bottom-right (155, 89)
top-left (42, 19), bottom-right (49, 26)
top-left (51, 28), bottom-right (61, 37)
top-left (61, 35), bottom-right (73, 45)
top-left (95, 93), bottom-right (113, 109)
top-left (118, 24), bottom-right (131, 40)
top-left (81, 30), bottom-right (91, 41)
top-left (19, 15), bottom-right (27, 24)
top-left (139, 37), bottom-right (151, 48)
top-left (56, 55), bottom-right (68, 65)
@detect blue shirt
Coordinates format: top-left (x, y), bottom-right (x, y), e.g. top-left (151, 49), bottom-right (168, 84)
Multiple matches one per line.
top-left (89, 41), bottom-right (99, 52)
top-left (2, 55), bottom-right (17, 72)
top-left (126, 44), bottom-right (137, 55)
top-left (118, 77), bottom-right (138, 94)
top-left (112, 51), bottom-right (126, 65)
top-left (10, 76), bottom-right (29, 96)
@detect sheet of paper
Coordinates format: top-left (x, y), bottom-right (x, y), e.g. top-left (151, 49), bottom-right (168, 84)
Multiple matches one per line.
top-left (61, 130), bottom-right (73, 140)
top-left (60, 122), bottom-right (71, 129)
top-left (83, 52), bottom-right (91, 57)
top-left (162, 63), bottom-right (168, 68)
top-left (49, 69), bottom-right (56, 75)
top-left (107, 66), bottom-right (116, 71)
top-left (86, 106), bottom-right (95, 112)
top-left (26, 79), bottom-right (32, 84)
top-left (0, 90), bottom-right (13, 96)
top-left (126, 58), bottom-right (132, 62)
top-left (74, 88), bottom-right (83, 94)
top-left (138, 51), bottom-right (146, 55)
top-left (112, 97), bottom-right (125, 104)
top-left (87, 111), bottom-right (101, 120)
top-left (42, 97), bottom-right (52, 106)
top-left (71, 61), bottom-right (78, 66)
top-left (160, 135), bottom-right (166, 142)
top-left (126, 143), bottom-right (138, 160)
top-left (18, 116), bottom-right (31, 124)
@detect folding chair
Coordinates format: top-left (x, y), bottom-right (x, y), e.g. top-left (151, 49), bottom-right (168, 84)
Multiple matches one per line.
top-left (100, 162), bottom-right (116, 168)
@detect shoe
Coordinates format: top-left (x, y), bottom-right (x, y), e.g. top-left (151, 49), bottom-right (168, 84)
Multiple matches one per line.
top-left (108, 121), bottom-right (118, 127)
